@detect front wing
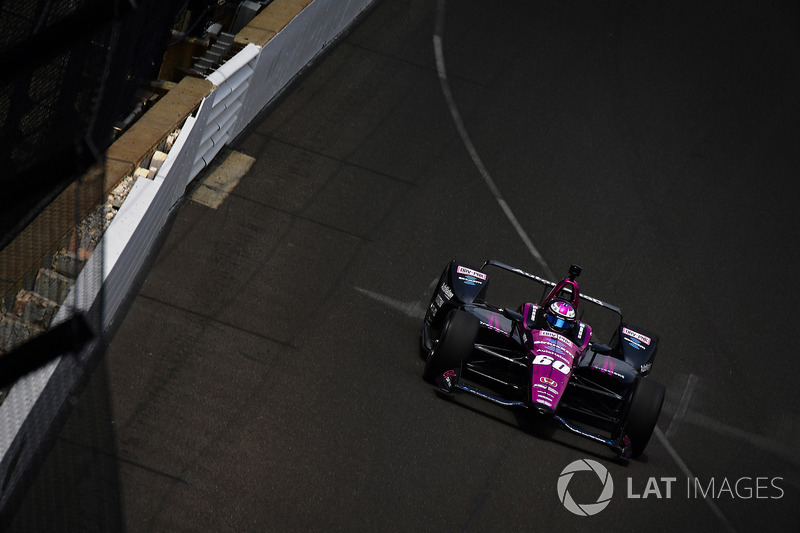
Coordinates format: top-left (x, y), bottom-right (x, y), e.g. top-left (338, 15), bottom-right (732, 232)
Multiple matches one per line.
top-left (436, 342), bottom-right (633, 459)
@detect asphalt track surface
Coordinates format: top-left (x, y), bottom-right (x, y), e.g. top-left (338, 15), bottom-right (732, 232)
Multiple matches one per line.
top-left (9, 0), bottom-right (800, 531)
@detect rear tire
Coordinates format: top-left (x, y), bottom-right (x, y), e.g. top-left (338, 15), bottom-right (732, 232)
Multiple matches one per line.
top-left (624, 378), bottom-right (665, 458)
top-left (423, 310), bottom-right (478, 381)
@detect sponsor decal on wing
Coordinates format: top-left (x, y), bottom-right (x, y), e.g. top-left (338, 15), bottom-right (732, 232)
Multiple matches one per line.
top-left (440, 283), bottom-right (454, 299)
top-left (436, 369), bottom-right (458, 392)
top-left (622, 327), bottom-right (651, 345)
top-left (456, 266), bottom-right (487, 280)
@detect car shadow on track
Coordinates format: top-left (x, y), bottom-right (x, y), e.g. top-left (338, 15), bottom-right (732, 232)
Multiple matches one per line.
top-left (432, 389), bottom-right (633, 466)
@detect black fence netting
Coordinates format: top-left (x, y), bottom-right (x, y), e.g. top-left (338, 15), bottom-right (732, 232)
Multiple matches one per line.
top-left (0, 0), bottom-right (195, 529)
top-left (0, 0), bottom-right (189, 245)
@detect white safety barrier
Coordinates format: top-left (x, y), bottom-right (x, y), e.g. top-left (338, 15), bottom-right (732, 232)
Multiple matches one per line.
top-left (0, 0), bottom-right (376, 514)
top-left (196, 43), bottom-right (260, 178)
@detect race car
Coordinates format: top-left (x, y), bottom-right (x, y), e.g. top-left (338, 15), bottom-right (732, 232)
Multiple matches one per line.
top-left (420, 260), bottom-right (665, 459)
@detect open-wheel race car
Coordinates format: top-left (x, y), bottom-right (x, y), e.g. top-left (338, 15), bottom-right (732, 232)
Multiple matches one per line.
top-left (421, 260), bottom-right (666, 459)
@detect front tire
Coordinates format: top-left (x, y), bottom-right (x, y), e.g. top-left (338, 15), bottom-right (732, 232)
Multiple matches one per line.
top-left (423, 310), bottom-right (478, 381)
top-left (624, 378), bottom-right (665, 458)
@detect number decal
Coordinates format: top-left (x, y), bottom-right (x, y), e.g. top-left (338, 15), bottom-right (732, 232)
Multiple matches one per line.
top-left (532, 354), bottom-right (570, 375)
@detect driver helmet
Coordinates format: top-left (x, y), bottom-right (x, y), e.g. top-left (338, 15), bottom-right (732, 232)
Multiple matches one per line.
top-left (545, 299), bottom-right (576, 332)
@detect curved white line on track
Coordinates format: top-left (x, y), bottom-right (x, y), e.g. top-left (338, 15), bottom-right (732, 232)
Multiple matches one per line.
top-left (666, 373), bottom-right (698, 438)
top-left (654, 427), bottom-right (736, 532)
top-left (433, 2), bottom-right (734, 531)
top-left (433, 0), bottom-right (554, 281)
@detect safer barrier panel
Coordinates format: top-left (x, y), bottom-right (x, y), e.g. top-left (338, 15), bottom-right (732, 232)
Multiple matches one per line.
top-left (193, 44), bottom-right (260, 178)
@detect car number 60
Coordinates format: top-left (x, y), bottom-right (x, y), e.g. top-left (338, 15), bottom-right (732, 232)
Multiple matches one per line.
top-left (532, 354), bottom-right (570, 375)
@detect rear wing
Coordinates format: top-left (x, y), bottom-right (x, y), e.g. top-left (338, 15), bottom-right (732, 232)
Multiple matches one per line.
top-left (481, 259), bottom-right (623, 318)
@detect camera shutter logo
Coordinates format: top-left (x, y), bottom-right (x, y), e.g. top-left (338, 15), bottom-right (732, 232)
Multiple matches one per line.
top-left (557, 459), bottom-right (614, 516)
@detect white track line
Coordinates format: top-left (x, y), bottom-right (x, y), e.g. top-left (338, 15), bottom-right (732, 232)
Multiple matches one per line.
top-left (684, 410), bottom-right (798, 467)
top-left (433, 0), bottom-right (554, 281)
top-left (434, 2), bottom-right (734, 531)
top-left (353, 287), bottom-right (426, 319)
top-left (654, 427), bottom-right (736, 532)
top-left (666, 373), bottom-right (698, 438)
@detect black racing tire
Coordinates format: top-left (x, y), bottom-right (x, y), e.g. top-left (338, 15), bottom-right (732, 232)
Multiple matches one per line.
top-left (625, 378), bottom-right (665, 458)
top-left (423, 309), bottom-right (478, 381)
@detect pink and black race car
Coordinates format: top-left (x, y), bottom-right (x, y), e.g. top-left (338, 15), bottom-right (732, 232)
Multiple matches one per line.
top-left (421, 260), bottom-right (665, 460)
